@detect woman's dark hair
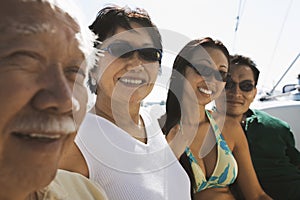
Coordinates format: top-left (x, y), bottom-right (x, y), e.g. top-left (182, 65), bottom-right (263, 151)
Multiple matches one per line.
top-left (162, 37), bottom-right (230, 199)
top-left (89, 5), bottom-right (162, 51)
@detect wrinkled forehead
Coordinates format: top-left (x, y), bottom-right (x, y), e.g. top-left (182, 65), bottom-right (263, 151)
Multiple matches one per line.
top-left (0, 0), bottom-right (79, 36)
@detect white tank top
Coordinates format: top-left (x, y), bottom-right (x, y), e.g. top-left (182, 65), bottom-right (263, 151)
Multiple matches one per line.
top-left (75, 109), bottom-right (191, 200)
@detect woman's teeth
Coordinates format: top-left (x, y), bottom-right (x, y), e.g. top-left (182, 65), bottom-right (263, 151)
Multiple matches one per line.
top-left (119, 78), bottom-right (143, 85)
top-left (198, 87), bottom-right (212, 95)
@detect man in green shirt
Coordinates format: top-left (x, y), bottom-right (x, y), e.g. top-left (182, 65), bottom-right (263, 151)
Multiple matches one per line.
top-left (215, 54), bottom-right (300, 200)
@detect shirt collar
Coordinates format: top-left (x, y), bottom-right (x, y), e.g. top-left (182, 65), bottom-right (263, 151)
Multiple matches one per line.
top-left (248, 109), bottom-right (263, 122)
top-left (35, 170), bottom-right (68, 200)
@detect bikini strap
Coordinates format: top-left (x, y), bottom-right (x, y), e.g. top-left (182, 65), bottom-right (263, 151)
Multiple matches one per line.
top-left (205, 110), bottom-right (222, 139)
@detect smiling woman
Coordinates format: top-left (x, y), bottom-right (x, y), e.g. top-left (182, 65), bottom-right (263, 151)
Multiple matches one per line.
top-left (59, 5), bottom-right (192, 200)
top-left (162, 37), bottom-right (272, 200)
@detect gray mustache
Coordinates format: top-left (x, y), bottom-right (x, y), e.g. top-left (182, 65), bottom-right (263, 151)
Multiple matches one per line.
top-left (11, 112), bottom-right (77, 135)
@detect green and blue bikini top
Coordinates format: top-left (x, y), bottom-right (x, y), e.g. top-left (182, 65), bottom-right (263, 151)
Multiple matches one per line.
top-left (185, 110), bottom-right (238, 192)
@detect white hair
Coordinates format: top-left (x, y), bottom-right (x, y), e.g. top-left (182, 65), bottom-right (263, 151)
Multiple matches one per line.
top-left (46, 0), bottom-right (99, 73)
top-left (19, 0), bottom-right (99, 73)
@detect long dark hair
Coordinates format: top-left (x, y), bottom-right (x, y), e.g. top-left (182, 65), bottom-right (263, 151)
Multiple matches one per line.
top-left (162, 37), bottom-right (230, 198)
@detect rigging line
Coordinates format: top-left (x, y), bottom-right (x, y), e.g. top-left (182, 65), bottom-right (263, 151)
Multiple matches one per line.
top-left (268, 52), bottom-right (300, 95)
top-left (266, 0), bottom-right (293, 72)
top-left (240, 0), bottom-right (247, 18)
top-left (232, 0), bottom-right (242, 52)
top-left (232, 0), bottom-right (247, 52)
top-left (235, 0), bottom-right (247, 31)
top-left (234, 0), bottom-right (242, 32)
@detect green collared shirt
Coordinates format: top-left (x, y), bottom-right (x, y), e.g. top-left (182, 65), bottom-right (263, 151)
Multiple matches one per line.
top-left (244, 109), bottom-right (300, 182)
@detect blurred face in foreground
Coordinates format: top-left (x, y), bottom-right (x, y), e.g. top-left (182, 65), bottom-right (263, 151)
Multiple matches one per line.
top-left (0, 0), bottom-right (88, 198)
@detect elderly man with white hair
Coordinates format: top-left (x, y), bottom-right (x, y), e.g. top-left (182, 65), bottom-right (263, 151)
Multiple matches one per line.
top-left (0, 0), bottom-right (107, 199)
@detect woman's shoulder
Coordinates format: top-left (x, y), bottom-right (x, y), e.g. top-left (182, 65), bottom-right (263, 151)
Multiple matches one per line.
top-left (212, 112), bottom-right (245, 146)
top-left (211, 111), bottom-right (241, 130)
top-left (224, 116), bottom-right (241, 127)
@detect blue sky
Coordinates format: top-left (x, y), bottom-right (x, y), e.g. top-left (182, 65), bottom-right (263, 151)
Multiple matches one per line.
top-left (75, 0), bottom-right (300, 101)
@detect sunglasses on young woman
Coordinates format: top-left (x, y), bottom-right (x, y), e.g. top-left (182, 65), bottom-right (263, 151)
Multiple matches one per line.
top-left (188, 62), bottom-right (229, 82)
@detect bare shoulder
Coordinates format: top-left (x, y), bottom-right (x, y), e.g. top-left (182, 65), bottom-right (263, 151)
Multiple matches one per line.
top-left (213, 113), bottom-right (247, 150)
top-left (223, 116), bottom-right (243, 135)
top-left (224, 115), bottom-right (240, 127)
top-left (59, 140), bottom-right (89, 178)
top-left (213, 113), bottom-right (242, 136)
top-left (224, 116), bottom-right (249, 151)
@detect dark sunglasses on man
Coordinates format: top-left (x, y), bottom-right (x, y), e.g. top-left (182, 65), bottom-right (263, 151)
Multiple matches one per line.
top-left (188, 62), bottom-right (229, 82)
top-left (101, 42), bottom-right (162, 62)
top-left (225, 79), bottom-right (255, 92)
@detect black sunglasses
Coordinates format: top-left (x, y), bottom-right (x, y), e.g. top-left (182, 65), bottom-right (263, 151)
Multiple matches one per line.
top-left (188, 63), bottom-right (229, 82)
top-left (225, 79), bottom-right (255, 92)
top-left (101, 42), bottom-right (162, 62)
